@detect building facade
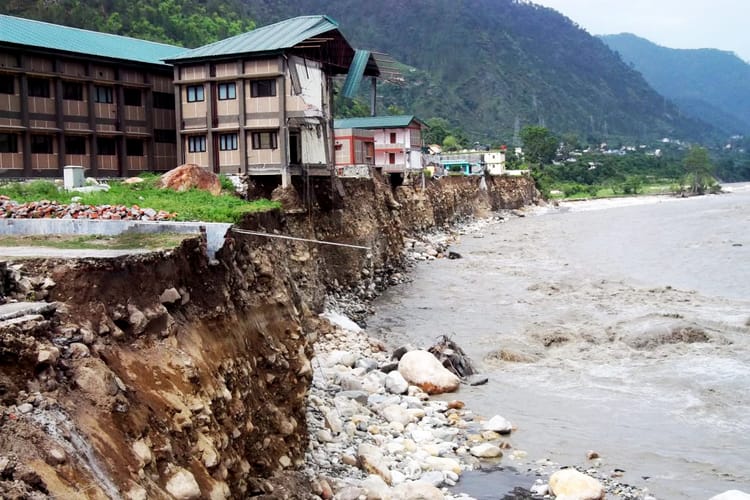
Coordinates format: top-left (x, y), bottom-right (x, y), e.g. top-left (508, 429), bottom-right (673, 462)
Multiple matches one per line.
top-left (165, 15), bottom-right (377, 187)
top-left (333, 127), bottom-right (375, 177)
top-left (0, 15), bottom-right (184, 178)
top-left (334, 115), bottom-right (426, 177)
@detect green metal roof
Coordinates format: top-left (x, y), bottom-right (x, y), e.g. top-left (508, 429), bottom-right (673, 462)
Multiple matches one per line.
top-left (0, 14), bottom-right (184, 66)
top-left (166, 15), bottom-right (341, 62)
top-left (341, 49), bottom-right (371, 98)
top-left (335, 115), bottom-right (425, 129)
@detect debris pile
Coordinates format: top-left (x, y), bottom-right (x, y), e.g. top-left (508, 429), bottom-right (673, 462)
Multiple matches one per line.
top-left (0, 197), bottom-right (176, 221)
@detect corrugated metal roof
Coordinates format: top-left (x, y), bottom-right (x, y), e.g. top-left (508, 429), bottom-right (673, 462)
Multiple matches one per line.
top-left (166, 15), bottom-right (340, 62)
top-left (0, 14), bottom-right (184, 66)
top-left (341, 49), bottom-right (370, 98)
top-left (335, 115), bottom-right (425, 129)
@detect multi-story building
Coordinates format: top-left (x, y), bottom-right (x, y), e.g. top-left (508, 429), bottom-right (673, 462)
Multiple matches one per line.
top-left (0, 15), bottom-right (184, 178)
top-left (165, 15), bottom-right (378, 187)
top-left (333, 127), bottom-right (375, 177)
top-left (333, 115), bottom-right (427, 180)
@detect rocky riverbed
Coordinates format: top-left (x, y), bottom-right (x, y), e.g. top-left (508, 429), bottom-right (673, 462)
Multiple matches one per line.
top-left (308, 211), bottom-right (666, 500)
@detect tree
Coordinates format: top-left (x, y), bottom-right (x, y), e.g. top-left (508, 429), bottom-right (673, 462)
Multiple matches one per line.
top-left (683, 146), bottom-right (716, 194)
top-left (442, 135), bottom-right (460, 151)
top-left (520, 126), bottom-right (558, 166)
top-left (423, 117), bottom-right (451, 145)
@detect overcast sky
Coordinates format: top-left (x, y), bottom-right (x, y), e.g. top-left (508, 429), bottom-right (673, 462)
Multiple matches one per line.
top-left (532, 0), bottom-right (750, 62)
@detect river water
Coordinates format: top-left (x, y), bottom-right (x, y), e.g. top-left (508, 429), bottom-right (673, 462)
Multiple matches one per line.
top-left (368, 184), bottom-right (750, 499)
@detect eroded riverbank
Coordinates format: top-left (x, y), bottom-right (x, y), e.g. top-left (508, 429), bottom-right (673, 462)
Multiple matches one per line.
top-left (368, 186), bottom-right (750, 499)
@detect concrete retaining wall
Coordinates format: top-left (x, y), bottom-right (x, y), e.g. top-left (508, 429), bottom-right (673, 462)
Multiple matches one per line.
top-left (0, 219), bottom-right (232, 258)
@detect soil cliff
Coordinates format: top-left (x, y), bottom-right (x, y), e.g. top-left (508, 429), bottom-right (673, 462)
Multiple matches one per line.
top-left (0, 175), bottom-right (537, 498)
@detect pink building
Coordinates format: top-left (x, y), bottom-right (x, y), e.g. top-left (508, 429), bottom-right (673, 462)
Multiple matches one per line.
top-left (333, 127), bottom-right (375, 177)
top-left (334, 115), bottom-right (426, 179)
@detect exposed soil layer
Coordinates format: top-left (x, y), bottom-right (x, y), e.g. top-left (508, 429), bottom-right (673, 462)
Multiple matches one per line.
top-left (0, 175), bottom-right (537, 498)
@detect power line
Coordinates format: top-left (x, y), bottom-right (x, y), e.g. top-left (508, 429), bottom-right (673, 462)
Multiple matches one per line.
top-left (230, 228), bottom-right (371, 250)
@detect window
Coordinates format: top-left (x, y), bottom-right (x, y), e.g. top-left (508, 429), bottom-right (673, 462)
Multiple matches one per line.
top-left (65, 136), bottom-right (86, 155)
top-left (0, 133), bottom-right (18, 153)
top-left (0, 75), bottom-right (14, 95)
top-left (30, 135), bottom-right (53, 154)
top-left (219, 133), bottom-right (238, 151)
top-left (390, 132), bottom-right (397, 144)
top-left (250, 79), bottom-right (276, 98)
top-left (188, 135), bottom-right (206, 153)
top-left (97, 137), bottom-right (116, 156)
top-left (28, 78), bottom-right (50, 98)
top-left (94, 86), bottom-right (113, 104)
top-left (126, 139), bottom-right (144, 156)
top-left (62, 82), bottom-right (83, 101)
top-left (123, 88), bottom-right (141, 106)
top-left (388, 152), bottom-right (396, 164)
top-left (153, 91), bottom-right (175, 109)
top-left (186, 85), bottom-right (204, 102)
top-left (251, 131), bottom-right (277, 150)
top-left (154, 129), bottom-right (177, 144)
top-left (218, 82), bottom-right (236, 100)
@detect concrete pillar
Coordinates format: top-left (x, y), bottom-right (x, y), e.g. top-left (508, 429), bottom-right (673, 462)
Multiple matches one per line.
top-left (278, 58), bottom-right (289, 188)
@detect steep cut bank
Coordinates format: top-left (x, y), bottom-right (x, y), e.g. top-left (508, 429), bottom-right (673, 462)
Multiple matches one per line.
top-left (0, 175), bottom-right (537, 498)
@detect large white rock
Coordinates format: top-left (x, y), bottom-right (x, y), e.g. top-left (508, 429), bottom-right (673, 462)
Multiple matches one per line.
top-left (358, 443), bottom-right (392, 485)
top-left (392, 481), bottom-right (445, 500)
top-left (165, 468), bottom-right (202, 500)
top-left (422, 456), bottom-right (462, 474)
top-left (482, 415), bottom-right (513, 434)
top-left (325, 350), bottom-right (357, 367)
top-left (470, 443), bottom-right (503, 458)
top-left (710, 491), bottom-right (750, 500)
top-left (398, 350), bottom-right (460, 395)
top-left (548, 469), bottom-right (605, 500)
top-left (381, 405), bottom-right (413, 426)
top-left (360, 474), bottom-right (392, 500)
top-left (385, 371), bottom-right (409, 394)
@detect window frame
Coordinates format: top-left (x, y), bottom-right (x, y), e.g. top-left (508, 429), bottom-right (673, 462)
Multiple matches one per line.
top-left (123, 88), bottom-right (142, 107)
top-left (97, 137), bottom-right (117, 156)
top-left (188, 135), bottom-right (206, 153)
top-left (250, 79), bottom-right (277, 98)
top-left (219, 133), bottom-right (238, 151)
top-left (62, 81), bottom-right (84, 101)
top-left (251, 131), bottom-right (278, 150)
top-left (27, 77), bottom-right (50, 98)
top-left (186, 85), bottom-right (204, 103)
top-left (30, 134), bottom-right (53, 154)
top-left (0, 74), bottom-right (14, 95)
top-left (126, 138), bottom-right (144, 156)
top-left (64, 136), bottom-right (86, 155)
top-left (94, 85), bottom-right (113, 104)
top-left (153, 91), bottom-right (175, 110)
top-left (154, 129), bottom-right (177, 144)
top-left (0, 133), bottom-right (18, 153)
top-left (217, 82), bottom-right (237, 101)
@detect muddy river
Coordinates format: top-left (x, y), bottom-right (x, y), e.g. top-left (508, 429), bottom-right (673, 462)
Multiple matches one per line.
top-left (368, 184), bottom-right (750, 499)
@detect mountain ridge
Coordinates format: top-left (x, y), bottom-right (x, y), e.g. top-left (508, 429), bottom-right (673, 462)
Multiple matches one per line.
top-left (601, 33), bottom-right (750, 135)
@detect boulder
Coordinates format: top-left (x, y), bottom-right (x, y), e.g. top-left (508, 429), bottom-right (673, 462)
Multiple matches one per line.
top-left (159, 287), bottom-right (182, 305)
top-left (548, 469), bottom-right (605, 500)
top-left (325, 350), bottom-right (357, 368)
top-left (470, 443), bottom-right (503, 458)
top-left (165, 467), bottom-right (202, 499)
top-left (482, 415), bottom-right (513, 434)
top-left (397, 350), bottom-right (460, 395)
top-left (385, 371), bottom-right (409, 394)
top-left (710, 492), bottom-right (750, 500)
top-left (360, 475), bottom-right (391, 500)
top-left (158, 164), bottom-right (221, 196)
top-left (380, 405), bottom-right (413, 426)
top-left (392, 481), bottom-right (445, 500)
top-left (422, 456), bottom-right (461, 474)
top-left (358, 443), bottom-right (392, 485)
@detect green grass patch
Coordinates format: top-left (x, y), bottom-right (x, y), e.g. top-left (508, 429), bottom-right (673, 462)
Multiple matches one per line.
top-left (0, 232), bottom-right (192, 250)
top-left (0, 175), bottom-right (279, 223)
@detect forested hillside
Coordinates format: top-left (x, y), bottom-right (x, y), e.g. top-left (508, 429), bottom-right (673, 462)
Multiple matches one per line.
top-left (243, 0), bottom-right (713, 144)
top-left (3, 0), bottom-right (715, 144)
top-left (602, 33), bottom-right (750, 136)
top-left (1, 0), bottom-right (254, 47)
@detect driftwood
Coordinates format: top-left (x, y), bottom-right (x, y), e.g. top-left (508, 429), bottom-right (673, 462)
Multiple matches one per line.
top-left (428, 335), bottom-right (477, 378)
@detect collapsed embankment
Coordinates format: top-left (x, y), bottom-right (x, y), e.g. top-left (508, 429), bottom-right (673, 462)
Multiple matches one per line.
top-left (0, 175), bottom-right (538, 499)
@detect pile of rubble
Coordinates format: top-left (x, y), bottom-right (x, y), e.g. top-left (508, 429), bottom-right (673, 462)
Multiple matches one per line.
top-left (0, 197), bottom-right (176, 221)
